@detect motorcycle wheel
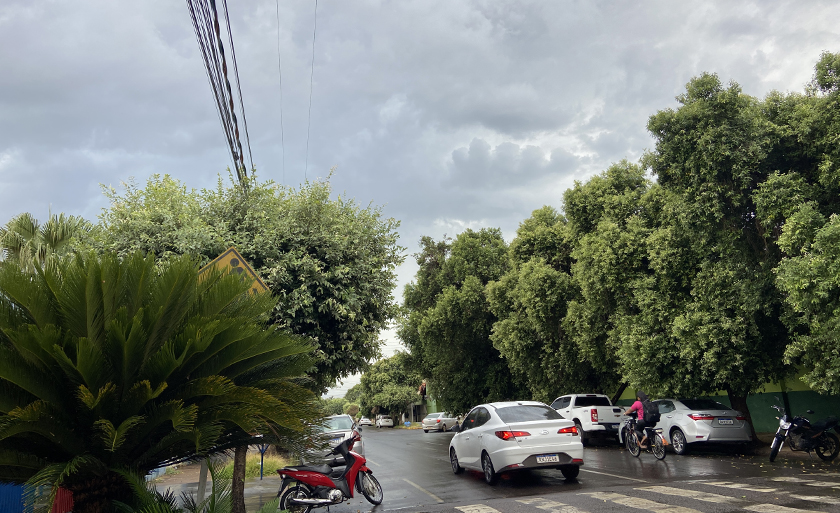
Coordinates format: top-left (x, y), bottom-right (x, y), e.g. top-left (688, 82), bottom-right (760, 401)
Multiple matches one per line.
top-left (815, 432), bottom-right (840, 461)
top-left (278, 484), bottom-right (313, 513)
top-left (626, 429), bottom-right (641, 457)
top-left (769, 436), bottom-right (782, 462)
top-left (653, 434), bottom-right (667, 460)
top-left (358, 471), bottom-right (384, 505)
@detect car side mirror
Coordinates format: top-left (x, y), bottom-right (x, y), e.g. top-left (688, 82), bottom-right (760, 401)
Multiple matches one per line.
top-left (451, 424), bottom-right (460, 433)
top-left (357, 426), bottom-right (363, 432)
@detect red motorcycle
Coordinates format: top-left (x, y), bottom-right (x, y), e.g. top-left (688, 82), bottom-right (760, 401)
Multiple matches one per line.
top-left (277, 432), bottom-right (383, 512)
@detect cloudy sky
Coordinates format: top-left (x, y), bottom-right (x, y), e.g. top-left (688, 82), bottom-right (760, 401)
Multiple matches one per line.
top-left (1, 1), bottom-right (837, 395)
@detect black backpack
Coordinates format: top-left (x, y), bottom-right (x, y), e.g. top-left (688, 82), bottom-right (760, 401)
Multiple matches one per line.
top-left (643, 399), bottom-right (661, 424)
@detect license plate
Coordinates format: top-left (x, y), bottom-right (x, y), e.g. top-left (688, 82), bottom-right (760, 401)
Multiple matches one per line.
top-left (536, 454), bottom-right (560, 464)
top-left (331, 437), bottom-right (343, 445)
top-left (718, 419), bottom-right (733, 425)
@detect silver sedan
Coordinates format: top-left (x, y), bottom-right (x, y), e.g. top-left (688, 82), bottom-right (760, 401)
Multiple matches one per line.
top-left (653, 398), bottom-right (752, 455)
top-left (422, 412), bottom-right (458, 432)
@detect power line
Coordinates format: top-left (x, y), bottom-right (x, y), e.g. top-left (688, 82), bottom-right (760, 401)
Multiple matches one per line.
top-left (222, 0), bottom-right (253, 175)
top-left (276, 0), bottom-right (286, 185)
top-left (305, 0), bottom-right (318, 181)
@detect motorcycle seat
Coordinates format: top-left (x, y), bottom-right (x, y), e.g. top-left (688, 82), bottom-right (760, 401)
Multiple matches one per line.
top-left (286, 464), bottom-right (334, 474)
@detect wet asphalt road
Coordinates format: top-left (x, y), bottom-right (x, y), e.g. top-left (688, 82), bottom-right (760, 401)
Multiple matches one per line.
top-left (212, 428), bottom-right (840, 512)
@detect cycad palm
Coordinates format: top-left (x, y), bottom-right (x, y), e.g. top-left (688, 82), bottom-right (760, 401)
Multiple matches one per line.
top-left (0, 252), bottom-right (318, 513)
top-left (0, 212), bottom-right (91, 271)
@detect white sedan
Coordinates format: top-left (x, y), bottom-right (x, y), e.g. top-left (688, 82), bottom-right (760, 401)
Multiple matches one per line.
top-left (449, 401), bottom-right (583, 484)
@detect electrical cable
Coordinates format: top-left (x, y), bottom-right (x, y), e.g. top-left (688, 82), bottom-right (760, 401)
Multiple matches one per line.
top-left (222, 0), bottom-right (253, 175)
top-left (305, 0), bottom-right (318, 181)
top-left (276, 0), bottom-right (286, 184)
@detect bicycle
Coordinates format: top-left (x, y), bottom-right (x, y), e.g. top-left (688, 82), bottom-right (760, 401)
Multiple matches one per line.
top-left (622, 415), bottom-right (666, 460)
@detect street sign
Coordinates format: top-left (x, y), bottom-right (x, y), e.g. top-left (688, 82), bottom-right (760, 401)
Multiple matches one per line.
top-left (198, 247), bottom-right (268, 295)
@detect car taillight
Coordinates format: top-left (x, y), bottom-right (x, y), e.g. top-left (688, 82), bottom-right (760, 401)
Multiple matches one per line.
top-left (688, 414), bottom-right (715, 421)
top-left (736, 416), bottom-right (747, 421)
top-left (436, 419), bottom-right (440, 423)
top-left (495, 430), bottom-right (531, 441)
top-left (591, 409), bottom-right (598, 422)
top-left (558, 426), bottom-right (578, 435)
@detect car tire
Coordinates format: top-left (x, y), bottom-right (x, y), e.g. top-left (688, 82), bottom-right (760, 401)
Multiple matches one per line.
top-left (481, 452), bottom-right (498, 485)
top-left (671, 428), bottom-right (689, 455)
top-left (575, 420), bottom-right (588, 447)
top-left (559, 465), bottom-right (579, 480)
top-left (442, 424), bottom-right (447, 432)
top-left (424, 429), bottom-right (428, 433)
top-left (450, 448), bottom-right (464, 474)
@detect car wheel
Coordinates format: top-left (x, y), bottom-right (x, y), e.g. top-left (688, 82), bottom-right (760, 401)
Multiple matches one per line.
top-left (450, 447), bottom-right (464, 474)
top-left (423, 429), bottom-right (428, 433)
top-left (442, 424), bottom-right (447, 432)
top-left (481, 452), bottom-right (498, 485)
top-left (575, 420), bottom-right (587, 447)
top-left (671, 428), bottom-right (689, 455)
top-left (559, 465), bottom-right (579, 480)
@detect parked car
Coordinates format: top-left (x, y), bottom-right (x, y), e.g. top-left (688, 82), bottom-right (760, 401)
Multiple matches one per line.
top-left (376, 414), bottom-right (394, 428)
top-left (422, 412), bottom-right (458, 432)
top-left (302, 414), bottom-right (364, 466)
top-left (550, 394), bottom-right (623, 445)
top-left (449, 401), bottom-right (583, 484)
top-left (358, 416), bottom-right (374, 426)
top-left (618, 398), bottom-right (752, 455)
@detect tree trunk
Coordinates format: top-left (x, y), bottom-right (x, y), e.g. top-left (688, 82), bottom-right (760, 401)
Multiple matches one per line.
top-left (231, 445), bottom-right (247, 513)
top-left (65, 471), bottom-right (132, 513)
top-left (610, 382), bottom-right (628, 405)
top-left (726, 389), bottom-right (760, 446)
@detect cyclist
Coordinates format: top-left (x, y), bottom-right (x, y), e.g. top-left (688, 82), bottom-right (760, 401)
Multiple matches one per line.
top-left (624, 391), bottom-right (650, 448)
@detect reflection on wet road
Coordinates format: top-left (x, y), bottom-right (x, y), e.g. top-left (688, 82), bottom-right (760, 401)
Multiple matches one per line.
top-left (164, 428), bottom-right (840, 512)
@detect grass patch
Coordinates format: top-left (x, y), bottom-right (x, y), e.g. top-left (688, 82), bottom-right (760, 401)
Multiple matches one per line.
top-left (217, 454), bottom-right (291, 479)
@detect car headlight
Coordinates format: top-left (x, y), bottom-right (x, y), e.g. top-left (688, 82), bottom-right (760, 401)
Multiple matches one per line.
top-left (779, 419), bottom-right (791, 429)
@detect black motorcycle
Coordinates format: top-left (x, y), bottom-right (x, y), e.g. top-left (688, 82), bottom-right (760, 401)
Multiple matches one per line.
top-left (769, 403), bottom-right (839, 462)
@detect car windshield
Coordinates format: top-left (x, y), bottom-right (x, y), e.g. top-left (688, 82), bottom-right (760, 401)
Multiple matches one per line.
top-left (680, 399), bottom-right (729, 411)
top-left (380, 415), bottom-right (391, 420)
top-left (319, 416), bottom-right (354, 432)
top-left (574, 396), bottom-right (612, 407)
top-left (424, 413), bottom-right (440, 419)
top-left (496, 405), bottom-right (563, 422)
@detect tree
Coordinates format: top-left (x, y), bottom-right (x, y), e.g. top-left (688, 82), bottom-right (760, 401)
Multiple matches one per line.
top-left (94, 174), bottom-right (405, 393)
top-left (399, 229), bottom-right (527, 413)
top-left (359, 352), bottom-right (421, 417)
top-left (0, 212), bottom-right (92, 271)
top-left (344, 383), bottom-right (363, 404)
top-left (320, 397), bottom-right (348, 416)
top-left (0, 252), bottom-right (319, 513)
top-left (628, 72), bottom-right (793, 433)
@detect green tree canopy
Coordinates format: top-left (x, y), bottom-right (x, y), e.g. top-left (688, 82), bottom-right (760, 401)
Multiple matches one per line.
top-left (0, 212), bottom-right (92, 272)
top-left (93, 174), bottom-right (405, 393)
top-left (0, 252), bottom-right (318, 513)
top-left (358, 352), bottom-right (421, 417)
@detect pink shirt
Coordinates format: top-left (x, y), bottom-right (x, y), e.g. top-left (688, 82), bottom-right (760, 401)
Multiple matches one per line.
top-left (628, 400), bottom-right (644, 420)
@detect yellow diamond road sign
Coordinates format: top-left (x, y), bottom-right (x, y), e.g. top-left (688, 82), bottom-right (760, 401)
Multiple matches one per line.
top-left (198, 247), bottom-right (268, 295)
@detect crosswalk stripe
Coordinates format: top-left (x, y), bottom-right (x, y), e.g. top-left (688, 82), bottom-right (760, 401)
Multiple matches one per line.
top-left (698, 480), bottom-right (779, 493)
top-left (581, 492), bottom-right (702, 513)
top-left (769, 477), bottom-right (840, 488)
top-left (455, 505), bottom-right (501, 513)
top-left (744, 504), bottom-right (821, 512)
top-left (640, 485), bottom-right (744, 504)
top-left (788, 494), bottom-right (840, 505)
top-left (517, 497), bottom-right (589, 513)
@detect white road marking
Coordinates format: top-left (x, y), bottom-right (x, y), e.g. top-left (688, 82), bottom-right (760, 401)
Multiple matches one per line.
top-left (364, 458), bottom-right (380, 467)
top-left (455, 505), bottom-right (501, 513)
top-left (788, 494), bottom-right (840, 505)
top-left (580, 468), bottom-right (648, 483)
top-left (769, 476), bottom-right (840, 488)
top-left (402, 478), bottom-right (444, 503)
top-left (744, 505), bottom-right (819, 512)
top-left (581, 492), bottom-right (702, 513)
top-left (517, 497), bottom-right (589, 513)
top-left (640, 485), bottom-right (744, 504)
top-left (699, 481), bottom-right (779, 493)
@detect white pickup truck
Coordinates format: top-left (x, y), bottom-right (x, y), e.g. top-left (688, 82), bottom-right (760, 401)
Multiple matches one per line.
top-left (550, 394), bottom-right (624, 445)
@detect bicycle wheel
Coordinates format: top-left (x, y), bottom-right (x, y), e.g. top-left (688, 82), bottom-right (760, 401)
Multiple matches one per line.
top-left (359, 471), bottom-right (383, 505)
top-left (626, 430), bottom-right (641, 457)
top-left (653, 434), bottom-right (666, 460)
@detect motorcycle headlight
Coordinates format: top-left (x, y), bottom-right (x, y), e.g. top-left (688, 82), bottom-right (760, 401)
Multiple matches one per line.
top-left (779, 419), bottom-right (791, 429)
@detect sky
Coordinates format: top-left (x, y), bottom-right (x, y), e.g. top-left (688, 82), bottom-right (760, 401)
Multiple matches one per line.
top-left (1, 1), bottom-right (837, 396)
